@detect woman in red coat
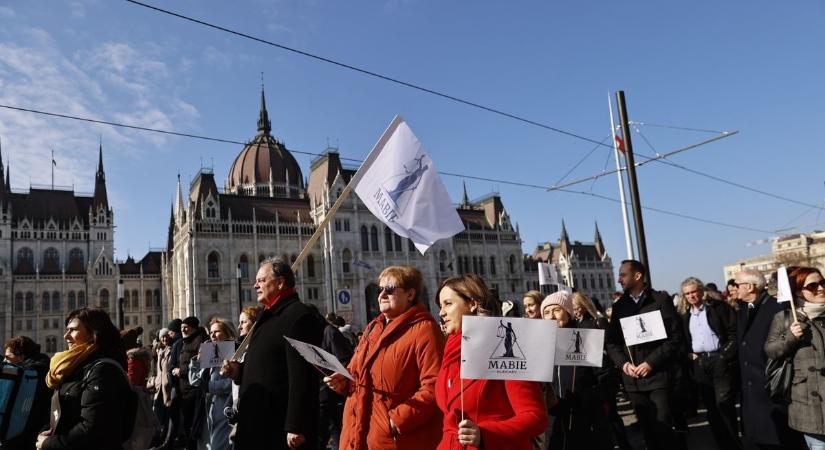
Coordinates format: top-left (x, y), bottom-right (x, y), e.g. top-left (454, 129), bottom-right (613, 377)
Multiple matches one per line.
top-left (436, 274), bottom-right (548, 450)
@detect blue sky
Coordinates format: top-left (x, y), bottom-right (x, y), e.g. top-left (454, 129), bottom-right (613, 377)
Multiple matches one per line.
top-left (0, 1), bottom-right (823, 294)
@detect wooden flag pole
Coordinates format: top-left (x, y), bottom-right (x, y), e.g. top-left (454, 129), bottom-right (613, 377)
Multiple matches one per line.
top-left (791, 301), bottom-right (799, 324)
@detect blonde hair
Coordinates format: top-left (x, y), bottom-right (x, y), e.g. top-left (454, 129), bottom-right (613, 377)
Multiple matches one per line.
top-left (378, 266), bottom-right (424, 303)
top-left (523, 290), bottom-right (544, 304)
top-left (571, 292), bottom-right (599, 319)
top-left (208, 317), bottom-right (237, 341)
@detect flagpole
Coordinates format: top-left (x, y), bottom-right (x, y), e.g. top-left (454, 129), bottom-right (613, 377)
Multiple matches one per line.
top-left (608, 94), bottom-right (634, 260)
top-left (51, 149), bottom-right (54, 190)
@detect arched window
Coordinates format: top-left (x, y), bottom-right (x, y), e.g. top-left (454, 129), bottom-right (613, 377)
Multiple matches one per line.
top-left (78, 291), bottom-right (86, 308)
top-left (68, 292), bottom-right (76, 310)
top-left (370, 226), bottom-right (379, 252)
top-left (17, 247), bottom-right (33, 269)
top-left (145, 290), bottom-right (153, 308)
top-left (25, 292), bottom-right (34, 312)
top-left (124, 290), bottom-right (131, 309)
top-left (385, 227), bottom-right (393, 252)
top-left (208, 252), bottom-right (220, 279)
top-left (154, 289), bottom-right (161, 308)
top-left (394, 234), bottom-right (402, 253)
top-left (342, 249), bottom-right (352, 274)
top-left (472, 257), bottom-right (478, 274)
top-left (46, 336), bottom-right (57, 354)
top-left (490, 256), bottom-right (496, 275)
top-left (457, 256), bottom-right (463, 273)
top-left (131, 289), bottom-right (139, 309)
top-left (306, 254), bottom-right (316, 278)
top-left (99, 289), bottom-right (110, 309)
top-left (69, 248), bottom-right (84, 268)
top-left (508, 255), bottom-right (516, 274)
top-left (239, 254), bottom-right (249, 280)
top-left (43, 247), bottom-right (60, 268)
top-left (360, 226), bottom-right (369, 251)
top-left (479, 257), bottom-right (485, 275)
top-left (52, 291), bottom-right (61, 312)
top-left (42, 292), bottom-right (51, 312)
top-left (14, 293), bottom-right (22, 312)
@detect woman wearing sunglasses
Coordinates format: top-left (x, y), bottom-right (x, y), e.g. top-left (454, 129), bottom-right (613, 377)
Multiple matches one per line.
top-left (435, 274), bottom-right (547, 450)
top-left (325, 265), bottom-right (444, 450)
top-left (765, 266), bottom-right (825, 450)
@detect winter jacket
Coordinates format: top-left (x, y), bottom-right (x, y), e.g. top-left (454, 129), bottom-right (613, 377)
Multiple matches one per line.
top-left (320, 323), bottom-right (353, 404)
top-left (175, 329), bottom-right (207, 393)
top-left (436, 333), bottom-right (546, 450)
top-left (681, 300), bottom-right (738, 364)
top-left (235, 293), bottom-right (325, 450)
top-left (2, 353), bottom-right (51, 450)
top-left (765, 308), bottom-right (825, 436)
top-left (339, 303), bottom-right (444, 450)
top-left (41, 353), bottom-right (133, 450)
top-left (605, 287), bottom-right (686, 392)
top-left (189, 356), bottom-right (232, 450)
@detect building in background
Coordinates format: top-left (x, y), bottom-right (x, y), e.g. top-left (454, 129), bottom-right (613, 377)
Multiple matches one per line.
top-left (723, 230), bottom-right (825, 282)
top-left (163, 89), bottom-right (526, 329)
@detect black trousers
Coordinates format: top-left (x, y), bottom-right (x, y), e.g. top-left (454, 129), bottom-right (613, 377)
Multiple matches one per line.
top-left (692, 353), bottom-right (741, 450)
top-left (626, 388), bottom-right (685, 450)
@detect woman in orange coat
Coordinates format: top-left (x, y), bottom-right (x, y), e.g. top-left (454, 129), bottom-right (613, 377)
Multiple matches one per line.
top-left (436, 274), bottom-right (548, 450)
top-left (325, 266), bottom-right (444, 450)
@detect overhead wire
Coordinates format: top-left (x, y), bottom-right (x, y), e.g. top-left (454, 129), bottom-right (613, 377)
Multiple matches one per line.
top-left (0, 102), bottom-right (773, 235)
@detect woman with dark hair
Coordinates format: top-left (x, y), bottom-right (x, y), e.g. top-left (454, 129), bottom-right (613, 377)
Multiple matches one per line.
top-left (765, 266), bottom-right (825, 450)
top-left (325, 265), bottom-right (444, 450)
top-left (2, 336), bottom-right (51, 450)
top-left (436, 274), bottom-right (547, 450)
top-left (36, 308), bottom-right (133, 450)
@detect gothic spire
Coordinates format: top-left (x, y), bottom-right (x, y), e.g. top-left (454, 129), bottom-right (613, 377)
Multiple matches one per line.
top-left (175, 173), bottom-right (184, 219)
top-left (0, 137), bottom-right (5, 196)
top-left (461, 180), bottom-right (470, 207)
top-left (92, 141), bottom-right (108, 211)
top-left (560, 219), bottom-right (569, 243)
top-left (594, 221), bottom-right (605, 256)
top-left (257, 81), bottom-right (272, 135)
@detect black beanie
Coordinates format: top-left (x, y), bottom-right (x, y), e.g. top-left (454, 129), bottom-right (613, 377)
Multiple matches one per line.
top-left (182, 316), bottom-right (200, 328)
top-left (167, 318), bottom-right (182, 334)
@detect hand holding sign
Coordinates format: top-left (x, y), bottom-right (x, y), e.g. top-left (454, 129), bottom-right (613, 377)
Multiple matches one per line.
top-left (777, 265), bottom-right (799, 323)
top-left (619, 310), bottom-right (667, 346)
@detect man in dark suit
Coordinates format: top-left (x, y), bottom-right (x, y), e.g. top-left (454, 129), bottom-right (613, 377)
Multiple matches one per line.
top-left (735, 268), bottom-right (801, 450)
top-left (606, 260), bottom-right (686, 450)
top-left (222, 256), bottom-right (325, 450)
top-left (680, 277), bottom-right (740, 450)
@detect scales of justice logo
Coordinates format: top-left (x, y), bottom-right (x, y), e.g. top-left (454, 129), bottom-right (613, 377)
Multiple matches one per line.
top-left (487, 320), bottom-right (528, 371)
top-left (635, 316), bottom-right (653, 340)
top-left (564, 330), bottom-right (587, 361)
top-left (372, 151), bottom-right (430, 223)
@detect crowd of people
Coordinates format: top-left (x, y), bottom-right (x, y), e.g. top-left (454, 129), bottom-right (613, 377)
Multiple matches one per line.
top-left (2, 255), bottom-right (825, 450)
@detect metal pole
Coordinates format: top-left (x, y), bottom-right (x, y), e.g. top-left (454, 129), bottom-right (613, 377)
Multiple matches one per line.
top-left (608, 93), bottom-right (635, 260)
top-left (117, 279), bottom-right (124, 330)
top-left (237, 264), bottom-right (243, 317)
top-left (615, 91), bottom-right (651, 285)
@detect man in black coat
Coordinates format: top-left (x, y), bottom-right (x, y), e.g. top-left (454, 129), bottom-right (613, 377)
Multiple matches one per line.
top-left (680, 277), bottom-right (740, 450)
top-left (734, 268), bottom-right (801, 450)
top-left (606, 260), bottom-right (686, 450)
top-left (222, 256), bottom-right (324, 450)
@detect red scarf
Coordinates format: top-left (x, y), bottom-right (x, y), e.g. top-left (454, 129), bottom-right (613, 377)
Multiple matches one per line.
top-left (439, 332), bottom-right (462, 390)
top-left (262, 287), bottom-right (296, 310)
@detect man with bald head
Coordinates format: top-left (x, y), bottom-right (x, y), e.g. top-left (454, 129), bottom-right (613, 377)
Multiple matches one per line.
top-left (735, 269), bottom-right (801, 449)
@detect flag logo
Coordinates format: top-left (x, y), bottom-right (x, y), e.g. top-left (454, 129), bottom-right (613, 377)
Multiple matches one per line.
top-left (378, 152), bottom-right (429, 219)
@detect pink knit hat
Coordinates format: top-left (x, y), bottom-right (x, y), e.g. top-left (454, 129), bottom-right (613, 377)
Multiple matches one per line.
top-left (541, 291), bottom-right (574, 317)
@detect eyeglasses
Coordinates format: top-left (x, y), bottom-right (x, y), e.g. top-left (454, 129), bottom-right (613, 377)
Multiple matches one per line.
top-left (379, 285), bottom-right (398, 295)
top-left (803, 280), bottom-right (825, 292)
top-left (734, 282), bottom-right (752, 288)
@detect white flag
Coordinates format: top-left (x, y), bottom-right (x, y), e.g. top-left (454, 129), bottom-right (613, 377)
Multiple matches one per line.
top-left (284, 336), bottom-right (353, 380)
top-left (352, 116), bottom-right (464, 254)
top-left (198, 341), bottom-right (236, 368)
top-left (620, 310), bottom-right (667, 346)
top-left (461, 316), bottom-right (557, 382)
top-left (777, 265), bottom-right (793, 303)
top-left (554, 328), bottom-right (604, 367)
top-left (538, 262), bottom-right (558, 286)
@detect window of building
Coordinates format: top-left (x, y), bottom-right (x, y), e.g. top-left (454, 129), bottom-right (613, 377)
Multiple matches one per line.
top-left (370, 226), bottom-right (379, 252)
top-left (131, 289), bottom-right (139, 309)
top-left (68, 292), bottom-right (76, 310)
top-left (208, 252), bottom-right (220, 279)
top-left (17, 247), bottom-right (33, 269)
top-left (43, 247), bottom-right (60, 268)
top-left (479, 258), bottom-right (485, 276)
top-left (306, 254), bottom-right (316, 278)
top-left (146, 290), bottom-right (153, 308)
top-left (490, 256), bottom-right (496, 275)
top-left (334, 219), bottom-right (342, 232)
top-left (25, 292), bottom-right (34, 313)
top-left (99, 289), bottom-right (109, 309)
top-left (14, 293), bottom-right (23, 313)
top-left (147, 315), bottom-right (152, 324)
top-left (26, 320), bottom-right (32, 331)
top-left (43, 319), bottom-right (49, 329)
top-left (124, 290), bottom-right (130, 309)
top-left (394, 234), bottom-right (402, 253)
top-left (42, 291), bottom-right (51, 312)
top-left (439, 251), bottom-right (447, 272)
top-left (508, 255), bottom-right (516, 274)
top-left (52, 319), bottom-right (58, 329)
top-left (342, 249), bottom-right (352, 274)
top-left (46, 336), bottom-right (57, 354)
top-left (125, 316), bottom-right (130, 326)
top-left (360, 226), bottom-right (369, 251)
top-left (154, 289), bottom-right (161, 308)
top-left (211, 291), bottom-right (219, 303)
top-left (239, 255), bottom-right (249, 280)
top-left (78, 291), bottom-right (86, 308)
top-left (52, 291), bottom-right (61, 312)
top-left (343, 219), bottom-right (351, 232)
top-left (69, 248), bottom-right (84, 269)
top-left (385, 227), bottom-right (393, 252)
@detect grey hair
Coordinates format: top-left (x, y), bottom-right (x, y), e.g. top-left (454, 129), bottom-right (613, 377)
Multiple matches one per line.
top-left (260, 255), bottom-right (295, 288)
top-left (680, 277), bottom-right (705, 292)
top-left (736, 269), bottom-right (766, 291)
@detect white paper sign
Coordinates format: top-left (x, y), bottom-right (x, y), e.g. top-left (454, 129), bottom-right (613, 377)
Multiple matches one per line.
top-left (554, 328), bottom-right (604, 367)
top-left (461, 316), bottom-right (557, 382)
top-left (538, 263), bottom-right (558, 286)
top-left (777, 265), bottom-right (793, 303)
top-left (284, 336), bottom-right (353, 380)
top-left (198, 341), bottom-right (236, 368)
top-left (619, 310), bottom-right (667, 346)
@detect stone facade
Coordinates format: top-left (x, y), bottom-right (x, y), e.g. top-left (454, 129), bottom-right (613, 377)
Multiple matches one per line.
top-left (723, 230), bottom-right (825, 281)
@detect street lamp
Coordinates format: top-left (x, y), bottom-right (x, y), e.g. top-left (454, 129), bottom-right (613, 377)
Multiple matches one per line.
top-left (117, 279), bottom-right (124, 330)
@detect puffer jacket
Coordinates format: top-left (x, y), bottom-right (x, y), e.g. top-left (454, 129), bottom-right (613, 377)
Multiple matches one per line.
top-left (765, 308), bottom-right (825, 435)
